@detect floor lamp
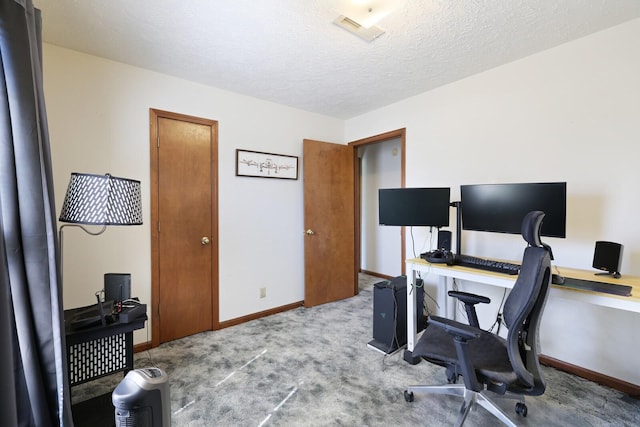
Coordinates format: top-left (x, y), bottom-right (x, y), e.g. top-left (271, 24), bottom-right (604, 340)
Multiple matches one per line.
top-left (58, 172), bottom-right (143, 293)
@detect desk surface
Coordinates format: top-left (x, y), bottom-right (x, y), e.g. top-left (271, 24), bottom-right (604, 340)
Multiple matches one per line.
top-left (406, 258), bottom-right (640, 313)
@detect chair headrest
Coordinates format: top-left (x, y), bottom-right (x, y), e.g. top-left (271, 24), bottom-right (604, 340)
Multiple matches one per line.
top-left (521, 211), bottom-right (545, 247)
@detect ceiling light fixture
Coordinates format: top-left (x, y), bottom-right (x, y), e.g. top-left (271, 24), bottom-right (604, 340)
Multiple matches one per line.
top-left (335, 0), bottom-right (402, 29)
top-left (332, 0), bottom-right (404, 41)
top-left (333, 15), bottom-right (386, 42)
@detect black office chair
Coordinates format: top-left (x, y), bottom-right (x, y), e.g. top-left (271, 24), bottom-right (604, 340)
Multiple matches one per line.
top-left (439, 290), bottom-right (491, 384)
top-left (404, 211), bottom-right (552, 426)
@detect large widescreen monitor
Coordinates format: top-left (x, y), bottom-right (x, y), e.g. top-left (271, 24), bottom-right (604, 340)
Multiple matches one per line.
top-left (460, 182), bottom-right (567, 238)
top-left (378, 187), bottom-right (451, 227)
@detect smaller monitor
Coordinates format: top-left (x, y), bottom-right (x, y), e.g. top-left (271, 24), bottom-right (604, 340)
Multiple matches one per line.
top-left (378, 187), bottom-right (450, 227)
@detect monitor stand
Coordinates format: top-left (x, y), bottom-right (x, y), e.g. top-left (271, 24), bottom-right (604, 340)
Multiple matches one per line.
top-left (451, 201), bottom-right (461, 255)
top-left (595, 271), bottom-right (621, 279)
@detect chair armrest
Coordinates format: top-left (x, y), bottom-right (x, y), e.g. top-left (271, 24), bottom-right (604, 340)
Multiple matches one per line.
top-left (428, 316), bottom-right (481, 341)
top-left (448, 290), bottom-right (490, 305)
top-left (447, 291), bottom-right (491, 328)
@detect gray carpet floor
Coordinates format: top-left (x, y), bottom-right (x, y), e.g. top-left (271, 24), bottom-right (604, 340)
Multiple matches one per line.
top-left (73, 274), bottom-right (640, 426)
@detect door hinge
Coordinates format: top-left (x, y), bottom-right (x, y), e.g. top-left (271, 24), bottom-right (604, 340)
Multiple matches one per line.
top-left (156, 134), bottom-right (160, 148)
top-left (157, 303), bottom-right (160, 317)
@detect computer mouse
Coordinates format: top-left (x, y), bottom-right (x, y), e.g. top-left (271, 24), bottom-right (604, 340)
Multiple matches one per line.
top-left (552, 274), bottom-right (565, 284)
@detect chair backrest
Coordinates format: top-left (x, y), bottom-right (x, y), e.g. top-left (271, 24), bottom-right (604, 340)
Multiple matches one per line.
top-left (502, 211), bottom-right (552, 396)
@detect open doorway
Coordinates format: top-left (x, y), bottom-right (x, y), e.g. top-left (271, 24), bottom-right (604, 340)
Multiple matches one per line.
top-left (302, 130), bottom-right (406, 305)
top-left (349, 129), bottom-right (406, 279)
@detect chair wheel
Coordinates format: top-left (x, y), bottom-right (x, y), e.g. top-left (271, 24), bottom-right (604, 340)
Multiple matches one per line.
top-left (404, 390), bottom-right (414, 402)
top-left (515, 402), bottom-right (528, 417)
top-left (446, 367), bottom-right (458, 383)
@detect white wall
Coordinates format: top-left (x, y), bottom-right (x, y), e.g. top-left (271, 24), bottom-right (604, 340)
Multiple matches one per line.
top-left (360, 139), bottom-right (402, 276)
top-left (346, 19), bottom-right (640, 385)
top-left (44, 17), bottom-right (640, 384)
top-left (43, 45), bottom-right (344, 343)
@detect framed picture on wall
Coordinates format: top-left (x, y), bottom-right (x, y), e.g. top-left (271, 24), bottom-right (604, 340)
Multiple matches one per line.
top-left (235, 149), bottom-right (299, 180)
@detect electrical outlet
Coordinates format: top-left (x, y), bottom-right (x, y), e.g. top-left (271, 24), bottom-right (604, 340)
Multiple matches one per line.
top-left (260, 287), bottom-right (266, 298)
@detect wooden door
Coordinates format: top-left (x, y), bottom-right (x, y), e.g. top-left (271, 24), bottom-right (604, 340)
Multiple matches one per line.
top-left (303, 139), bottom-right (356, 307)
top-left (150, 109), bottom-right (218, 345)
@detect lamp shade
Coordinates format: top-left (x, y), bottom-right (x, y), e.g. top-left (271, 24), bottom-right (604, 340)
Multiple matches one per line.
top-left (59, 173), bottom-right (143, 226)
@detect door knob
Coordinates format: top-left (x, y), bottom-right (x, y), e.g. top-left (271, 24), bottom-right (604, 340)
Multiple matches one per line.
top-left (201, 236), bottom-right (210, 245)
top-left (304, 229), bottom-right (315, 235)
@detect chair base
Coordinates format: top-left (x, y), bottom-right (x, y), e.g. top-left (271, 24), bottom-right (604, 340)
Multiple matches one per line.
top-left (405, 384), bottom-right (526, 427)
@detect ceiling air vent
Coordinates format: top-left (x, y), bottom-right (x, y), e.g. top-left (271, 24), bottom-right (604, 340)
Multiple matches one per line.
top-left (333, 15), bottom-right (385, 42)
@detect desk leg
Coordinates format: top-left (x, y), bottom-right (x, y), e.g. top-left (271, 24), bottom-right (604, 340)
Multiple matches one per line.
top-left (439, 276), bottom-right (449, 318)
top-left (403, 265), bottom-right (421, 365)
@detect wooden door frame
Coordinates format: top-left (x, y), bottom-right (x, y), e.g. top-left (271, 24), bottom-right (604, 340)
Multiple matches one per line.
top-left (349, 128), bottom-right (407, 285)
top-left (149, 108), bottom-right (219, 347)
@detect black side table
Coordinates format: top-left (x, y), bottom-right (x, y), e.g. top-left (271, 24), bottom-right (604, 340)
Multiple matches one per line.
top-left (65, 304), bottom-right (147, 426)
top-left (64, 304), bottom-right (147, 387)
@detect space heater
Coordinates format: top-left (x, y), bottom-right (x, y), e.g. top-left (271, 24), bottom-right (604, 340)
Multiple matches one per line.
top-left (112, 368), bottom-right (171, 427)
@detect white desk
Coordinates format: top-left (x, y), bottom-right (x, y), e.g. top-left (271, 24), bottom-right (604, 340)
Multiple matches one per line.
top-left (404, 257), bottom-right (640, 362)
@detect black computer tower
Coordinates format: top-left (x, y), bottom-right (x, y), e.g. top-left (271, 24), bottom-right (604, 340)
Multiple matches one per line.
top-left (369, 276), bottom-right (424, 354)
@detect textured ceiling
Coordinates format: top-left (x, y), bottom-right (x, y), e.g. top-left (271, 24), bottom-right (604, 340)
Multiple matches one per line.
top-left (33, 0), bottom-right (640, 119)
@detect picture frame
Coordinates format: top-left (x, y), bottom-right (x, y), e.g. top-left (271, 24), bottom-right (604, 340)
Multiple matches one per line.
top-left (235, 149), bottom-right (299, 180)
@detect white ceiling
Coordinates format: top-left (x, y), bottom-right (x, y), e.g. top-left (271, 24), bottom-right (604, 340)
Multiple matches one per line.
top-left (33, 0), bottom-right (640, 119)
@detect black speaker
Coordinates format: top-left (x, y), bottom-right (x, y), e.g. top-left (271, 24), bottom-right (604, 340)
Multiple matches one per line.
top-left (437, 230), bottom-right (452, 252)
top-left (369, 276), bottom-right (424, 354)
top-left (105, 273), bottom-right (131, 303)
top-left (592, 241), bottom-right (623, 278)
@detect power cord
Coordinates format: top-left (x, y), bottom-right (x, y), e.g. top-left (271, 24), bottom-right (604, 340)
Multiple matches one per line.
top-left (134, 319), bottom-right (158, 369)
top-left (419, 226), bottom-right (436, 256)
top-left (410, 226), bottom-right (417, 258)
top-left (488, 289), bottom-right (508, 333)
top-left (121, 298), bottom-right (143, 308)
top-left (451, 279), bottom-right (471, 324)
top-left (411, 226), bottom-right (437, 259)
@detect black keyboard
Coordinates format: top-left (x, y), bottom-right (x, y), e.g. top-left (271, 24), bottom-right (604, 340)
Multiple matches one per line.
top-left (454, 254), bottom-right (520, 275)
top-left (556, 277), bottom-right (632, 297)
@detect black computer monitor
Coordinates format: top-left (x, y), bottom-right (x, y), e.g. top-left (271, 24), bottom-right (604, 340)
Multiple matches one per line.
top-left (460, 182), bottom-right (566, 238)
top-left (378, 187), bottom-right (451, 227)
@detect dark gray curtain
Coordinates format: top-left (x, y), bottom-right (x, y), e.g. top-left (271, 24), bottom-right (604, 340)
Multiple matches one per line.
top-left (1, 0), bottom-right (73, 425)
